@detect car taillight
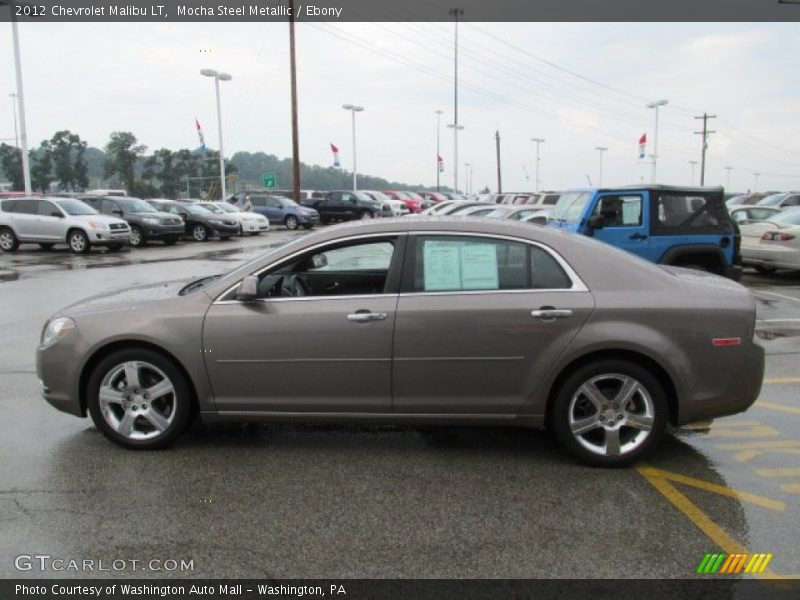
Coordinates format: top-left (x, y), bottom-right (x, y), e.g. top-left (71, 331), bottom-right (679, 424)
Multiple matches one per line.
top-left (712, 337), bottom-right (741, 347)
top-left (762, 231), bottom-right (795, 241)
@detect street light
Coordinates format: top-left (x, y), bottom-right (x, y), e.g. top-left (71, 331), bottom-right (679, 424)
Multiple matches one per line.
top-left (342, 104), bottom-right (364, 190)
top-left (8, 3), bottom-right (31, 194)
top-left (595, 146), bottom-right (608, 187)
top-left (9, 92), bottom-right (19, 148)
top-left (531, 137), bottom-right (545, 192)
top-left (464, 162), bottom-right (472, 195)
top-left (646, 99), bottom-right (668, 184)
top-left (447, 123), bottom-right (464, 192)
top-left (754, 172), bottom-right (761, 192)
top-left (200, 68), bottom-right (232, 200)
top-left (435, 110), bottom-right (443, 191)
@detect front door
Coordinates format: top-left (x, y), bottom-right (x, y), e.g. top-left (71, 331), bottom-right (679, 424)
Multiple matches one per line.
top-left (203, 235), bottom-right (404, 413)
top-left (392, 234), bottom-right (595, 414)
top-left (588, 192), bottom-right (650, 259)
top-left (36, 200), bottom-right (67, 240)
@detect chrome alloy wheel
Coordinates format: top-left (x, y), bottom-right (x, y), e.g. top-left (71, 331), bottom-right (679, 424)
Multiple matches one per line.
top-left (69, 231), bottom-right (87, 253)
top-left (98, 360), bottom-right (176, 440)
top-left (567, 373), bottom-right (655, 457)
top-left (0, 230), bottom-right (15, 250)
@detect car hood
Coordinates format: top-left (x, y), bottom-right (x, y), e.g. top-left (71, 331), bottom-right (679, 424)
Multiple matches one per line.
top-left (69, 214), bottom-right (127, 226)
top-left (56, 279), bottom-right (196, 319)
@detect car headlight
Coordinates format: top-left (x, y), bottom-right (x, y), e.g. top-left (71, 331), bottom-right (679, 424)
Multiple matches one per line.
top-left (142, 217), bottom-right (160, 225)
top-left (87, 221), bottom-right (109, 230)
top-left (40, 317), bottom-right (75, 348)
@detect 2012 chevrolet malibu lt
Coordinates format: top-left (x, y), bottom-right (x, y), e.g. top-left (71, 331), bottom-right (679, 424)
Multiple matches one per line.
top-left (36, 218), bottom-right (764, 466)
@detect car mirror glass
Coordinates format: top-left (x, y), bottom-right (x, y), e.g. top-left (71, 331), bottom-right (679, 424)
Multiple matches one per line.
top-left (311, 253), bottom-right (328, 269)
top-left (588, 214), bottom-right (605, 229)
top-left (50, 211), bottom-right (64, 218)
top-left (237, 275), bottom-right (259, 301)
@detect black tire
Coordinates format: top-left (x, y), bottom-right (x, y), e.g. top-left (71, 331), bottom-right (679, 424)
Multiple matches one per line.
top-left (249, 232), bottom-right (261, 236)
top-left (107, 243), bottom-right (123, 252)
top-left (360, 211), bottom-right (374, 220)
top-left (302, 224), bottom-right (314, 229)
top-left (38, 243), bottom-right (55, 250)
top-left (754, 265), bottom-right (775, 274)
top-left (67, 229), bottom-right (91, 254)
top-left (220, 236), bottom-right (232, 241)
top-left (549, 359), bottom-right (668, 468)
top-left (284, 215), bottom-right (299, 230)
top-left (86, 348), bottom-right (194, 450)
top-left (129, 225), bottom-right (146, 248)
top-left (192, 224), bottom-right (209, 242)
top-left (0, 227), bottom-right (19, 252)
top-left (163, 237), bottom-right (178, 246)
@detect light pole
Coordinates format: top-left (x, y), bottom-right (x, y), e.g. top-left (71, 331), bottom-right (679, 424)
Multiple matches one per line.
top-left (9, 93), bottom-right (19, 148)
top-left (724, 166), bottom-right (733, 190)
top-left (531, 137), bottom-right (545, 192)
top-left (754, 172), bottom-right (761, 192)
top-left (435, 109), bottom-right (443, 191)
top-left (447, 123), bottom-right (464, 192)
top-left (342, 104), bottom-right (364, 190)
top-left (464, 162), bottom-right (471, 194)
top-left (689, 160), bottom-right (698, 185)
top-left (595, 146), bottom-right (608, 187)
top-left (647, 99), bottom-right (668, 184)
top-left (200, 68), bottom-right (232, 200)
top-left (9, 4), bottom-right (31, 194)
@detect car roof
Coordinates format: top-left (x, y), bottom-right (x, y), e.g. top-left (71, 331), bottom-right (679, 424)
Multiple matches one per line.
top-left (563, 185), bottom-right (724, 194)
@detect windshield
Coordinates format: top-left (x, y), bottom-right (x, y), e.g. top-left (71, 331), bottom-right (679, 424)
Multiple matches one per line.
top-left (485, 208), bottom-right (512, 218)
top-left (215, 203), bottom-right (239, 213)
top-left (549, 191), bottom-right (592, 223)
top-left (757, 194), bottom-right (785, 207)
top-left (279, 198), bottom-right (299, 207)
top-left (118, 198), bottom-right (157, 213)
top-left (771, 210), bottom-right (800, 226)
top-left (185, 203), bottom-right (216, 215)
top-left (55, 198), bottom-right (97, 215)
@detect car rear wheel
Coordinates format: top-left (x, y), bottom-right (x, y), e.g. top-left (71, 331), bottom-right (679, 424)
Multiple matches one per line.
top-left (38, 243), bottom-right (54, 250)
top-left (68, 230), bottom-right (91, 254)
top-left (86, 348), bottom-right (193, 450)
top-left (192, 224), bottom-right (209, 241)
top-left (285, 215), bottom-right (299, 230)
top-left (550, 360), bottom-right (668, 467)
top-left (754, 265), bottom-right (775, 274)
top-left (129, 225), bottom-right (145, 247)
top-left (0, 228), bottom-right (20, 252)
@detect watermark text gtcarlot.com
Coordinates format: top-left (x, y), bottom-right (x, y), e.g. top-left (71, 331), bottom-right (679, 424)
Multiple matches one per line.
top-left (14, 554), bottom-right (194, 572)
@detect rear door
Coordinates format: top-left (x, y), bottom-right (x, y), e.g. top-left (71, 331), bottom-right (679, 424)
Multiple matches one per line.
top-left (10, 199), bottom-right (40, 237)
top-left (392, 233), bottom-right (595, 414)
top-left (588, 192), bottom-right (650, 259)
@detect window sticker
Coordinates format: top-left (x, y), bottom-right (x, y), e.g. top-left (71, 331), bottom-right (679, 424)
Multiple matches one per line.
top-left (422, 240), bottom-right (499, 291)
top-left (423, 241), bottom-right (462, 291)
top-left (460, 243), bottom-right (499, 289)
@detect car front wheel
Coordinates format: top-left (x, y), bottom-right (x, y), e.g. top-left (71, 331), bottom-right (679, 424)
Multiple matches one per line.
top-left (129, 225), bottom-right (145, 247)
top-left (192, 224), bottom-right (209, 241)
top-left (68, 229), bottom-right (91, 254)
top-left (285, 215), bottom-right (299, 230)
top-left (550, 360), bottom-right (668, 467)
top-left (86, 348), bottom-right (193, 450)
top-left (0, 227), bottom-right (19, 252)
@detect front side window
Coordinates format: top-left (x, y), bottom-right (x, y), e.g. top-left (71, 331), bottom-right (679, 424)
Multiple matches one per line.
top-left (254, 238), bottom-right (397, 298)
top-left (38, 201), bottom-right (61, 217)
top-left (592, 194), bottom-right (642, 227)
top-left (412, 236), bottom-right (571, 292)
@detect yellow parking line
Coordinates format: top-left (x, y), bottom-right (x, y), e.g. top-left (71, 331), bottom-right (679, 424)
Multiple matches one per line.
top-left (636, 465), bottom-right (783, 580)
top-left (762, 377), bottom-right (800, 385)
top-left (757, 401), bottom-right (800, 416)
top-left (637, 466), bottom-right (785, 511)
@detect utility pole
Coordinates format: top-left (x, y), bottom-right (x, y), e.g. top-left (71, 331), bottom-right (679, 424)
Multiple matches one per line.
top-left (495, 130), bottom-right (502, 193)
top-left (694, 112), bottom-right (716, 186)
top-left (724, 166), bottom-right (733, 190)
top-left (595, 146), bottom-right (608, 187)
top-left (531, 137), bottom-right (545, 192)
top-left (449, 7), bottom-right (463, 194)
top-left (435, 109), bottom-right (443, 192)
top-left (689, 160), bottom-right (698, 185)
top-left (464, 162), bottom-right (471, 194)
top-left (647, 99), bottom-right (668, 184)
top-left (289, 0), bottom-right (301, 202)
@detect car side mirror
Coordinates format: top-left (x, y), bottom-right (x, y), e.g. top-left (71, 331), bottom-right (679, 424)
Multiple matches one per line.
top-left (311, 253), bottom-right (328, 269)
top-left (112, 209), bottom-right (123, 216)
top-left (50, 211), bottom-right (64, 218)
top-left (587, 214), bottom-right (605, 229)
top-left (237, 275), bottom-right (259, 301)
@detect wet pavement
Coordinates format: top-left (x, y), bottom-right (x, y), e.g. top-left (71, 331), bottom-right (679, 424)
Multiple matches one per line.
top-left (1, 233), bottom-right (799, 581)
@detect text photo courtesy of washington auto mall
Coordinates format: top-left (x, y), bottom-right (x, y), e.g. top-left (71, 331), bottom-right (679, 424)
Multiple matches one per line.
top-left (1, 1), bottom-right (800, 599)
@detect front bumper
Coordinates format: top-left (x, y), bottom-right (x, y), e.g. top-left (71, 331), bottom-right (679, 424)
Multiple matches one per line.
top-left (87, 229), bottom-right (130, 245)
top-left (298, 213), bottom-right (321, 225)
top-left (207, 222), bottom-right (240, 236)
top-left (143, 223), bottom-right (185, 239)
top-left (241, 220), bottom-right (270, 233)
top-left (36, 332), bottom-right (86, 418)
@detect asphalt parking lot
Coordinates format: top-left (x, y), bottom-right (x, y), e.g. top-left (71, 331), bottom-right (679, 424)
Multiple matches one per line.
top-left (1, 230), bottom-right (799, 580)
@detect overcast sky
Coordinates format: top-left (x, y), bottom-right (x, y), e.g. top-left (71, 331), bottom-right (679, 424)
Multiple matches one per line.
top-left (2, 21), bottom-right (800, 193)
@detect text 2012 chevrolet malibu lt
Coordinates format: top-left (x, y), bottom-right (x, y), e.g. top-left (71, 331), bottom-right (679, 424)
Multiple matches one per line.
top-left (36, 218), bottom-right (764, 466)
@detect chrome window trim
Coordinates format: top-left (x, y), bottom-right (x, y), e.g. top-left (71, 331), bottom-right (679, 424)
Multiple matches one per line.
top-left (212, 228), bottom-right (589, 304)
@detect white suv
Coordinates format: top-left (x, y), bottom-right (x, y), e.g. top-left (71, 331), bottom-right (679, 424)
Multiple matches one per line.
top-left (0, 196), bottom-right (131, 254)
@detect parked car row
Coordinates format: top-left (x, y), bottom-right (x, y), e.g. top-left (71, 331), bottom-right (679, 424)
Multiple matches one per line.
top-left (726, 191), bottom-right (800, 209)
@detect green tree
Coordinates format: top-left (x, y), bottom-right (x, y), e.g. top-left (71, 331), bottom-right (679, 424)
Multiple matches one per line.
top-left (104, 131), bottom-right (146, 191)
top-left (0, 143), bottom-right (23, 190)
top-left (73, 137), bottom-right (89, 190)
top-left (30, 140), bottom-right (53, 192)
top-left (49, 130), bottom-right (89, 191)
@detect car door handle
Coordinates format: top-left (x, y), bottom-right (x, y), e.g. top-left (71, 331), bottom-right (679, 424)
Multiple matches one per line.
top-left (629, 233), bottom-right (648, 240)
top-left (347, 311), bottom-right (388, 323)
top-left (531, 308), bottom-right (573, 320)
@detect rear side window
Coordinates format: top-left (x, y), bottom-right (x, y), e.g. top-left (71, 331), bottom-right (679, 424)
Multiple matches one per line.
top-left (412, 236), bottom-right (571, 292)
top-left (652, 193), bottom-right (732, 235)
top-left (13, 199), bottom-right (39, 214)
top-left (0, 200), bottom-right (16, 212)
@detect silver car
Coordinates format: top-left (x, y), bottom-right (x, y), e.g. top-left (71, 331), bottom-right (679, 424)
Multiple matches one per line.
top-left (36, 218), bottom-right (764, 466)
top-left (0, 196), bottom-right (130, 254)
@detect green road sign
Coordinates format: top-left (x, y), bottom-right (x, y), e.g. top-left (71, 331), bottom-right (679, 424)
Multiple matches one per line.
top-left (263, 172), bottom-right (277, 189)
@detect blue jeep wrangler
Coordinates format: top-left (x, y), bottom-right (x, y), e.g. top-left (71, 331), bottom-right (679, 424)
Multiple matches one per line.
top-left (546, 185), bottom-right (742, 280)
